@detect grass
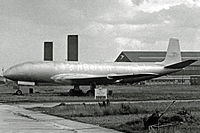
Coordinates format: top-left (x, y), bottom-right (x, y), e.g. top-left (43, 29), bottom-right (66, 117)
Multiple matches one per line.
top-left (0, 93), bottom-right (95, 103)
top-left (1, 85), bottom-right (200, 103)
top-left (28, 100), bottom-right (200, 133)
top-left (29, 101), bottom-right (200, 117)
top-left (30, 103), bottom-right (149, 117)
top-left (2, 84), bottom-right (200, 132)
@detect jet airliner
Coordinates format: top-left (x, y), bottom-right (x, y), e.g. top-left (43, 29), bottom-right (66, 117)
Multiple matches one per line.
top-left (3, 38), bottom-right (197, 95)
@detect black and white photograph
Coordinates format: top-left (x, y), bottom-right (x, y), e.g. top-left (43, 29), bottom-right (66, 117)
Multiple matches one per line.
top-left (0, 0), bottom-right (200, 132)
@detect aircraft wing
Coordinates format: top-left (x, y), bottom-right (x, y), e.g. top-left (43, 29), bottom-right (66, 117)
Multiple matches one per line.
top-left (107, 73), bottom-right (158, 80)
top-left (51, 73), bottom-right (158, 83)
top-left (51, 73), bottom-right (106, 81)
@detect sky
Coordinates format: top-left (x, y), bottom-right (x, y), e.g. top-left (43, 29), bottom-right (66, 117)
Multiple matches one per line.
top-left (1, 0), bottom-right (200, 70)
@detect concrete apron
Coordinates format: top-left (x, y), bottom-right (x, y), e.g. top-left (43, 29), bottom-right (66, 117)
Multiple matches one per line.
top-left (0, 103), bottom-right (121, 133)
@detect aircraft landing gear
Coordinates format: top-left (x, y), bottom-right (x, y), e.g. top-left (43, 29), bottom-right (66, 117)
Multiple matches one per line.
top-left (68, 85), bottom-right (85, 96)
top-left (13, 85), bottom-right (23, 95)
top-left (86, 83), bottom-right (96, 96)
top-left (16, 89), bottom-right (23, 95)
top-left (68, 83), bottom-right (96, 96)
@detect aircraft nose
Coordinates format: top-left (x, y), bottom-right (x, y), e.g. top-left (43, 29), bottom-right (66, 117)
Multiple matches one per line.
top-left (3, 67), bottom-right (18, 80)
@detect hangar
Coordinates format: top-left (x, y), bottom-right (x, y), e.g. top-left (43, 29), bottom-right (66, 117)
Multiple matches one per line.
top-left (115, 51), bottom-right (200, 85)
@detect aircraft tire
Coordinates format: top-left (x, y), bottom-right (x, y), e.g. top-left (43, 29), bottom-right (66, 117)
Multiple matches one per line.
top-left (16, 90), bottom-right (23, 95)
top-left (68, 89), bottom-right (85, 96)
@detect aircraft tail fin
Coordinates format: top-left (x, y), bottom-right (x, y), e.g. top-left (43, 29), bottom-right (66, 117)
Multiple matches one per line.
top-left (164, 59), bottom-right (197, 69)
top-left (162, 38), bottom-right (182, 66)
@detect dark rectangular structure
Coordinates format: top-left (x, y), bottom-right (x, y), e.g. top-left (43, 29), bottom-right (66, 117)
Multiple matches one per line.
top-left (44, 42), bottom-right (53, 61)
top-left (67, 35), bottom-right (78, 61)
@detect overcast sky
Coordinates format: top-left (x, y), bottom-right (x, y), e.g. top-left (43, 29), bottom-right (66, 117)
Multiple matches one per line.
top-left (1, 0), bottom-right (200, 70)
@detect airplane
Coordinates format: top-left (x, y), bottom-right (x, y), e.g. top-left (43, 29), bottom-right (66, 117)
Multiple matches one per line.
top-left (2, 38), bottom-right (197, 95)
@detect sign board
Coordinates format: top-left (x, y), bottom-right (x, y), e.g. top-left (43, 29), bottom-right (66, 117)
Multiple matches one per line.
top-left (95, 88), bottom-right (107, 99)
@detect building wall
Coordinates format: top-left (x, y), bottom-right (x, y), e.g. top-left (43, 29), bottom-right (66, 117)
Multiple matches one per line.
top-left (145, 76), bottom-right (191, 85)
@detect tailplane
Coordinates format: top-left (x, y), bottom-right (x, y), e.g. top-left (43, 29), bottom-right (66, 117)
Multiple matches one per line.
top-left (164, 59), bottom-right (197, 69)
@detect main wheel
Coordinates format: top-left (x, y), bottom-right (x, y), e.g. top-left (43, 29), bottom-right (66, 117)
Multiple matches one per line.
top-left (68, 88), bottom-right (85, 96)
top-left (86, 89), bottom-right (94, 96)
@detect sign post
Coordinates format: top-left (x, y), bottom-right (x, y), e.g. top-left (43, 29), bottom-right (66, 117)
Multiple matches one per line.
top-left (95, 87), bottom-right (107, 99)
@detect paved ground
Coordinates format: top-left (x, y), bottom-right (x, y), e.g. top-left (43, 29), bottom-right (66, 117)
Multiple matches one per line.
top-left (0, 103), bottom-right (121, 133)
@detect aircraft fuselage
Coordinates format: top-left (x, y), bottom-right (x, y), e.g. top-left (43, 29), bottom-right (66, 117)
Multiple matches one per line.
top-left (3, 61), bottom-right (180, 85)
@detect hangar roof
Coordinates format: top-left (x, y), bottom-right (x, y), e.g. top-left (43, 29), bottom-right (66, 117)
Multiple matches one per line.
top-left (115, 51), bottom-right (200, 66)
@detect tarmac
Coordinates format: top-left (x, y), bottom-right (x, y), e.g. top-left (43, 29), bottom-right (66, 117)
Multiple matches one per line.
top-left (0, 103), bottom-right (121, 133)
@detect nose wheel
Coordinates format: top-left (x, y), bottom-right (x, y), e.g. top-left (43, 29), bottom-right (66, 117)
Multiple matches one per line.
top-left (13, 85), bottom-right (23, 95)
top-left (16, 89), bottom-right (23, 95)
